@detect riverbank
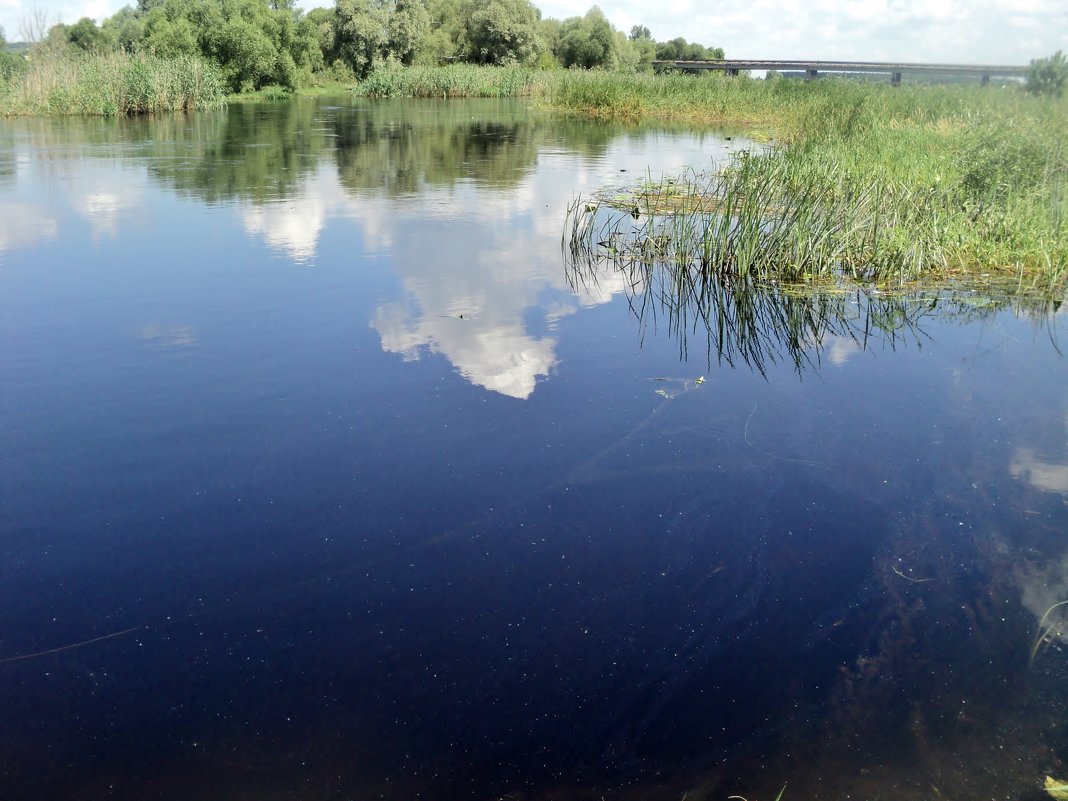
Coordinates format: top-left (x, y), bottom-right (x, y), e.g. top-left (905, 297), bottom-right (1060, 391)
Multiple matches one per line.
top-left (0, 51), bottom-right (225, 116)
top-left (349, 65), bottom-right (1065, 285)
top-left (3, 57), bottom-right (1064, 285)
top-left (558, 73), bottom-right (1066, 285)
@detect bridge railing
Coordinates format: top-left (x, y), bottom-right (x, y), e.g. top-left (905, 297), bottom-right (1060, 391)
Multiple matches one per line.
top-left (651, 59), bottom-right (1029, 85)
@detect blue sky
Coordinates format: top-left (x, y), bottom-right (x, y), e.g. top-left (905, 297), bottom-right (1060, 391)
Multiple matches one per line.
top-left (3, 0), bottom-right (1066, 65)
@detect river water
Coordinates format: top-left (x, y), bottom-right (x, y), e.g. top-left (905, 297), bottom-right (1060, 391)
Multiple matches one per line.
top-left (1, 97), bottom-right (1067, 801)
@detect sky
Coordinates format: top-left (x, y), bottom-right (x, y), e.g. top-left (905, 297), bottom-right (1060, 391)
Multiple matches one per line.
top-left (2, 0), bottom-right (1066, 65)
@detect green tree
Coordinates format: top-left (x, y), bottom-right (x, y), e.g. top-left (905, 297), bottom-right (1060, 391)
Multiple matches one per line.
top-left (462, 0), bottom-right (541, 65)
top-left (44, 23), bottom-right (72, 50)
top-left (387, 0), bottom-right (430, 64)
top-left (141, 0), bottom-right (321, 90)
top-left (335, 0), bottom-right (388, 77)
top-left (630, 33), bottom-right (655, 71)
top-left (306, 6), bottom-right (337, 62)
top-left (67, 17), bottom-right (107, 51)
top-left (555, 6), bottom-right (616, 69)
top-left (210, 16), bottom-right (281, 91)
top-left (1026, 50), bottom-right (1067, 98)
top-left (420, 0), bottom-right (465, 62)
top-left (101, 6), bottom-right (145, 51)
top-left (628, 24), bottom-right (649, 41)
top-left (655, 36), bottom-right (722, 61)
top-left (143, 1), bottom-right (203, 57)
top-left (0, 25), bottom-right (24, 81)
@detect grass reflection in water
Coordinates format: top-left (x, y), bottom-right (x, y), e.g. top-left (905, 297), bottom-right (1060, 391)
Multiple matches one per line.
top-left (565, 174), bottom-right (1065, 376)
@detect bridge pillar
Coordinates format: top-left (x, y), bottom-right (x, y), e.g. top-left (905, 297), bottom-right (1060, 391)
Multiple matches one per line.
top-left (891, 71), bottom-right (902, 86)
top-left (981, 74), bottom-right (990, 86)
top-left (806, 68), bottom-right (818, 80)
top-left (726, 68), bottom-right (739, 77)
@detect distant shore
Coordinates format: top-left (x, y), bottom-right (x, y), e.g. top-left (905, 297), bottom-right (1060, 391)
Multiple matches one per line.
top-left (3, 56), bottom-right (1064, 286)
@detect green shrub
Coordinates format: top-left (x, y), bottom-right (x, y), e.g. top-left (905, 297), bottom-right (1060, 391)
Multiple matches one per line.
top-left (956, 116), bottom-right (1054, 199)
top-left (1026, 50), bottom-right (1067, 98)
top-left (0, 50), bottom-right (25, 83)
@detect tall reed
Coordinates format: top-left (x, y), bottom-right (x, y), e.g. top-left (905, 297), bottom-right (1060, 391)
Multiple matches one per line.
top-left (562, 75), bottom-right (1067, 284)
top-left (1, 51), bottom-right (226, 116)
top-left (565, 227), bottom-right (1061, 375)
top-left (356, 63), bottom-right (552, 99)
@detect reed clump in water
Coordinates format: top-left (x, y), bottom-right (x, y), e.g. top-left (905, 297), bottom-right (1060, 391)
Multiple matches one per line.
top-left (351, 67), bottom-right (1066, 281)
top-left (568, 158), bottom-right (949, 284)
top-left (566, 123), bottom-right (1066, 286)
top-left (0, 51), bottom-right (226, 116)
top-left (566, 227), bottom-right (1060, 377)
top-left (356, 63), bottom-right (551, 99)
top-left (555, 73), bottom-right (1066, 284)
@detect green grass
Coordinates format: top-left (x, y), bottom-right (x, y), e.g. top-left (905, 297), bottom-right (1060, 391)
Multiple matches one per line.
top-left (357, 66), bottom-right (1066, 284)
top-left (566, 225), bottom-right (1062, 375)
top-left (355, 63), bottom-right (553, 99)
top-left (0, 50), bottom-right (226, 116)
top-left (226, 83), bottom-right (293, 103)
top-left (550, 72), bottom-right (1067, 285)
top-left (295, 80), bottom-right (358, 97)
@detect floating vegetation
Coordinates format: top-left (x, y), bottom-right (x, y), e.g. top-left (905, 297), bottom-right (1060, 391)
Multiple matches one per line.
top-left (650, 375), bottom-right (704, 399)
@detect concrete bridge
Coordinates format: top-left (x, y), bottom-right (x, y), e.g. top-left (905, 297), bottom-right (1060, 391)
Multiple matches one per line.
top-left (651, 59), bottom-right (1030, 85)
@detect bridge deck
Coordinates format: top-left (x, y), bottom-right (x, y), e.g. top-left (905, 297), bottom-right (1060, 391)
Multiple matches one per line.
top-left (652, 59), bottom-right (1028, 79)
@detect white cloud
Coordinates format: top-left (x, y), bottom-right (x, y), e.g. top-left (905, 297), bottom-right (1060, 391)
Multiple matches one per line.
top-left (5, 0), bottom-right (1065, 64)
top-left (242, 197), bottom-right (325, 265)
top-left (1019, 555), bottom-right (1068, 650)
top-left (225, 143), bottom-right (633, 399)
top-left (78, 186), bottom-right (139, 239)
top-left (536, 0), bottom-right (1066, 63)
top-left (824, 335), bottom-right (863, 367)
top-left (0, 201), bottom-right (58, 254)
top-left (1009, 407), bottom-right (1068, 495)
top-left (368, 215), bottom-right (565, 400)
top-left (1010, 447), bottom-right (1068, 494)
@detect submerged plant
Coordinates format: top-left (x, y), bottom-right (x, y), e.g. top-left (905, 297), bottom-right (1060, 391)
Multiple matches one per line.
top-left (728, 785), bottom-right (787, 801)
top-left (1047, 776), bottom-right (1068, 800)
top-left (1029, 599), bottom-right (1068, 665)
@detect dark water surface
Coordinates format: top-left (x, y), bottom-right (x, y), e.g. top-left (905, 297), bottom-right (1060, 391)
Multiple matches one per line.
top-left (2, 97), bottom-right (1067, 801)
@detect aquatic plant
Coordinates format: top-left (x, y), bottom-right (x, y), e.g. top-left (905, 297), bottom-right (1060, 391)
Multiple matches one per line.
top-left (0, 51), bottom-right (226, 116)
top-left (1029, 599), bottom-right (1068, 665)
top-left (1047, 775), bottom-right (1068, 799)
top-left (550, 71), bottom-right (1066, 284)
top-left (565, 209), bottom-right (1062, 375)
top-left (566, 138), bottom-right (1066, 285)
top-left (568, 241), bottom-right (912, 375)
top-left (570, 160), bottom-right (936, 283)
top-left (728, 785), bottom-right (787, 801)
top-left (356, 62), bottom-right (551, 98)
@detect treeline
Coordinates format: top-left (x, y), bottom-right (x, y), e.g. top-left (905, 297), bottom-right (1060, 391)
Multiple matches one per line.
top-left (8, 0), bottom-right (723, 93)
top-left (1, 26), bottom-right (26, 79)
